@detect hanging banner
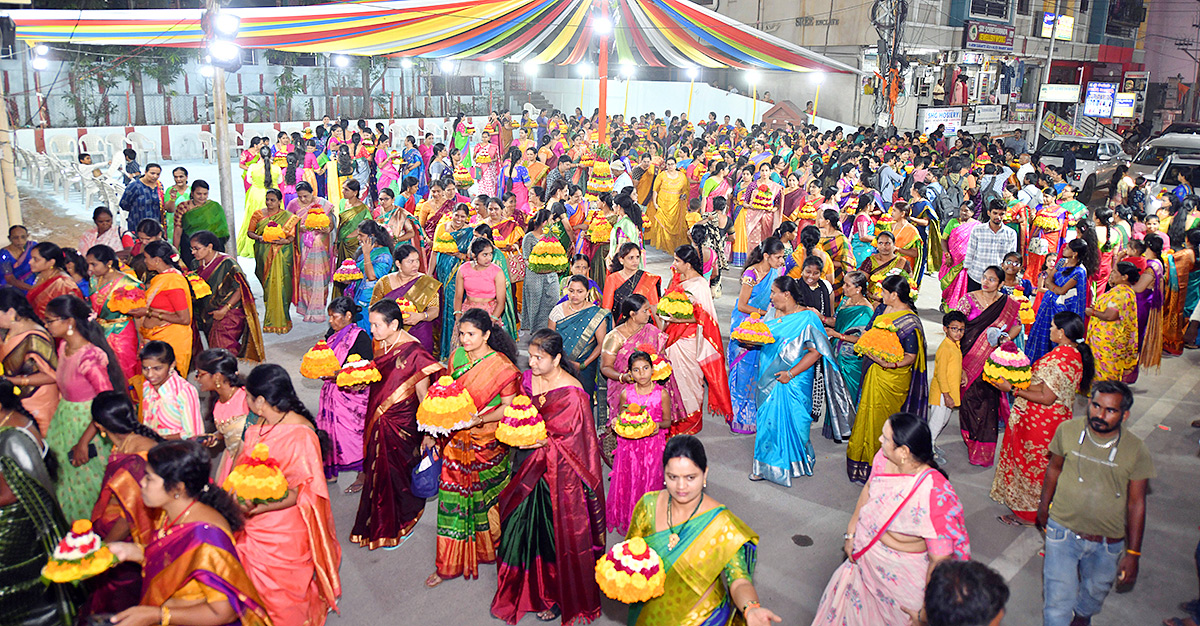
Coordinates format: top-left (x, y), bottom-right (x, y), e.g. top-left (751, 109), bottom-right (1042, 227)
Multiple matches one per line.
top-left (1083, 82), bottom-right (1118, 118)
top-left (922, 107), bottom-right (962, 134)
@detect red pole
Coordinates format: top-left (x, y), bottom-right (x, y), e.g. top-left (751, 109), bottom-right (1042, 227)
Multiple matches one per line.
top-left (598, 5), bottom-right (609, 142)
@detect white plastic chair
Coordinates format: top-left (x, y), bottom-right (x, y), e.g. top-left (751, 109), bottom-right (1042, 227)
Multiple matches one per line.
top-left (78, 133), bottom-right (111, 163)
top-left (197, 131), bottom-right (217, 163)
top-left (47, 135), bottom-right (76, 162)
top-left (126, 131), bottom-right (159, 164)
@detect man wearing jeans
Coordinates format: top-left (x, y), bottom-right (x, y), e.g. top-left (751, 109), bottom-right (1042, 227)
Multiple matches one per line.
top-left (1037, 380), bottom-right (1154, 626)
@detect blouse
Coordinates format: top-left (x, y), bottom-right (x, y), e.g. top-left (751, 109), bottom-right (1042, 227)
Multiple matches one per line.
top-left (57, 343), bottom-right (113, 403)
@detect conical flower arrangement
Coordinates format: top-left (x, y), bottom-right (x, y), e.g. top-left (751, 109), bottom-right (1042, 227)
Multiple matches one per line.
top-left (1032, 205), bottom-right (1063, 231)
top-left (578, 151), bottom-right (596, 168)
top-left (650, 354), bottom-right (672, 381)
top-left (495, 395), bottom-right (546, 447)
top-left (262, 222), bottom-right (285, 242)
top-left (108, 283), bottom-right (146, 314)
top-left (874, 213), bottom-right (896, 234)
top-left (304, 209), bottom-right (331, 229)
top-left (417, 375), bottom-right (479, 436)
top-left (528, 234), bottom-right (569, 273)
top-left (983, 343), bottom-right (1032, 389)
top-left (185, 272), bottom-right (212, 299)
top-left (41, 519), bottom-right (119, 583)
top-left (397, 298), bottom-right (418, 317)
top-left (588, 161), bottom-right (614, 194)
top-left (613, 403), bottom-right (658, 439)
top-left (1010, 292), bottom-right (1035, 325)
top-left (223, 443), bottom-right (289, 505)
top-left (300, 339), bottom-right (340, 379)
top-left (854, 321), bottom-right (905, 364)
top-left (797, 198), bottom-right (821, 221)
top-left (586, 213), bottom-right (612, 242)
top-left (332, 259), bottom-right (363, 282)
top-left (454, 164), bottom-right (474, 188)
top-left (750, 184), bottom-right (774, 211)
top-left (336, 354), bottom-right (381, 388)
top-left (731, 313), bottom-right (775, 346)
top-left (595, 537), bottom-right (666, 603)
top-left (433, 229), bottom-right (459, 254)
top-left (656, 288), bottom-right (694, 322)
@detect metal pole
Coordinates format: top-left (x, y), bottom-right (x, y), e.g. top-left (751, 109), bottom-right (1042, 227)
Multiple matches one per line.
top-left (1033, 0), bottom-right (1063, 152)
top-left (0, 76), bottom-right (20, 233)
top-left (623, 77), bottom-right (630, 118)
top-left (812, 83), bottom-right (821, 125)
top-left (687, 79), bottom-right (695, 120)
top-left (597, 2), bottom-right (610, 141)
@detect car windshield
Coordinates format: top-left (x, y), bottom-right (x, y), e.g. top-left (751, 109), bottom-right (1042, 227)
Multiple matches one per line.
top-left (1134, 145), bottom-right (1200, 166)
top-left (1161, 124), bottom-right (1200, 135)
top-left (1156, 162), bottom-right (1200, 187)
top-left (1041, 140), bottom-right (1098, 160)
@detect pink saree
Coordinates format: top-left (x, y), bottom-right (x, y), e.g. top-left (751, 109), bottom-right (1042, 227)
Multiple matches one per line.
top-left (938, 219), bottom-right (979, 308)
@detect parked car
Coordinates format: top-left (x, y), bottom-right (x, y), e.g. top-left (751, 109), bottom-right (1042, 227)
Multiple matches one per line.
top-left (1146, 154), bottom-right (1200, 207)
top-left (1127, 133), bottom-right (1200, 179)
top-left (1035, 135), bottom-right (1127, 200)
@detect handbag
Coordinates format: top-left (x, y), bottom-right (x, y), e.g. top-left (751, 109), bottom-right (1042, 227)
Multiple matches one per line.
top-left (410, 446), bottom-right (441, 499)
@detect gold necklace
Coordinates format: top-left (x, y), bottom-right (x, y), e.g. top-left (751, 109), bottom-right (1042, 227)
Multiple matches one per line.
top-left (665, 493), bottom-right (704, 551)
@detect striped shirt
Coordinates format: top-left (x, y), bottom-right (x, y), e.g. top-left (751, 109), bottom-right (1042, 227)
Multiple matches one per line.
top-left (142, 371), bottom-right (203, 439)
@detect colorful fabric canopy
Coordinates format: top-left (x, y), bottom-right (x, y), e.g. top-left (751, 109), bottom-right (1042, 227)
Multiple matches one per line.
top-left (5, 0), bottom-right (858, 73)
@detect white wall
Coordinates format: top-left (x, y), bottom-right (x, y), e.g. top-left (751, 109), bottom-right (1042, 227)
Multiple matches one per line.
top-left (530, 77), bottom-right (775, 126)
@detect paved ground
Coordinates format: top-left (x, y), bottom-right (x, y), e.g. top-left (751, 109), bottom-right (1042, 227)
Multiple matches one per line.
top-left (256, 243), bottom-right (1200, 626)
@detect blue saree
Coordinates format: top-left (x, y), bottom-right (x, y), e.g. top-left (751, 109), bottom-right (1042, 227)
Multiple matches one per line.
top-left (727, 265), bottom-right (780, 434)
top-left (832, 304), bottom-right (874, 405)
top-left (435, 226), bottom-right (475, 357)
top-left (1026, 263), bottom-right (1087, 363)
top-left (403, 147), bottom-right (428, 199)
top-left (353, 247), bottom-right (394, 334)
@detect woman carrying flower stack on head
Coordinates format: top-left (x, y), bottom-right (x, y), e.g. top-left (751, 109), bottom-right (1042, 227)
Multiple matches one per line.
top-left (189, 231), bottom-right (265, 362)
top-left (1086, 261), bottom-right (1141, 384)
top-left (623, 435), bottom-right (779, 626)
top-left (426, 310), bottom-right (521, 588)
top-left (490, 329), bottom-right (606, 625)
top-left (607, 349), bottom-right (673, 534)
top-left (727, 238), bottom-right (787, 435)
top-left (287, 181), bottom-right (337, 324)
top-left (371, 244), bottom-right (442, 356)
top-left (247, 189), bottom-right (299, 335)
top-left (351, 300), bottom-right (440, 550)
top-left (316, 298), bottom-right (375, 494)
top-left (84, 244), bottom-right (143, 380)
top-left (843, 275), bottom-right (928, 483)
top-left (548, 274), bottom-right (610, 405)
top-left (663, 245), bottom-right (733, 436)
top-left (350, 221), bottom-right (394, 335)
top-left (80, 390), bottom-right (163, 619)
top-left (234, 364), bottom-right (341, 625)
top-left (104, 440), bottom-right (272, 626)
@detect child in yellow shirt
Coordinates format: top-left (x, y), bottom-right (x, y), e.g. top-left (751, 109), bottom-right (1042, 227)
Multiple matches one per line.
top-left (928, 310), bottom-right (965, 463)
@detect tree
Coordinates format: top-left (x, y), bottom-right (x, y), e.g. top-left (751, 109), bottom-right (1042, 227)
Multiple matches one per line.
top-left (265, 50), bottom-right (306, 121)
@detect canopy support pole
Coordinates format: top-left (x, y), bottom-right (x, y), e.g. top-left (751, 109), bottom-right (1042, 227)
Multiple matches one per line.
top-left (598, 3), bottom-right (609, 142)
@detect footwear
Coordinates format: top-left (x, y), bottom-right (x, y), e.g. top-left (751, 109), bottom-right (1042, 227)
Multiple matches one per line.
top-left (536, 606), bottom-right (562, 622)
top-left (1070, 614), bottom-right (1091, 626)
top-left (381, 533), bottom-right (412, 551)
top-left (933, 446), bottom-right (947, 466)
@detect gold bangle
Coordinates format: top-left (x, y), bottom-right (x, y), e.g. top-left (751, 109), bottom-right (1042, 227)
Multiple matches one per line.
top-left (161, 605), bottom-right (171, 626)
top-left (1126, 549), bottom-right (1141, 556)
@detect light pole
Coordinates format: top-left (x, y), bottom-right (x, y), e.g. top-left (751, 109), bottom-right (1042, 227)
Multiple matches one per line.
top-left (747, 69), bottom-right (761, 123)
top-left (811, 72), bottom-right (825, 125)
top-left (686, 67), bottom-right (699, 120)
top-left (578, 63), bottom-right (591, 112)
top-left (595, 15), bottom-right (612, 140)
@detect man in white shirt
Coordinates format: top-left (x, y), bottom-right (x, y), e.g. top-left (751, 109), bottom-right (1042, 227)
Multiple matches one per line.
top-left (964, 200), bottom-right (1018, 291)
top-left (1015, 153), bottom-right (1034, 188)
top-left (611, 160), bottom-right (633, 195)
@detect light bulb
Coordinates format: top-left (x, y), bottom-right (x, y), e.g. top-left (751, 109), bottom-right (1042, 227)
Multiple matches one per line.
top-left (34, 44), bottom-right (49, 56)
top-left (400, 58), bottom-right (413, 69)
top-left (209, 40), bottom-right (240, 63)
top-left (31, 57), bottom-right (48, 71)
top-left (214, 13), bottom-right (240, 37)
top-left (333, 54), bottom-right (350, 68)
top-left (199, 64), bottom-right (215, 78)
top-left (440, 59), bottom-right (454, 73)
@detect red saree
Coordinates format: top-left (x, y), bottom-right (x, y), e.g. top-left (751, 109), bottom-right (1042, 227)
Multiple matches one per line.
top-left (350, 337), bottom-right (440, 549)
top-left (602, 270), bottom-right (661, 323)
top-left (27, 272), bottom-right (82, 320)
top-left (83, 451), bottom-right (157, 617)
top-left (664, 274), bottom-right (733, 434)
top-left (491, 372), bottom-right (605, 626)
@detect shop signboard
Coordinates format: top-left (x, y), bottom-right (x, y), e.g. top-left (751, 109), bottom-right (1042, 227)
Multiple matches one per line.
top-left (1121, 70), bottom-right (1150, 122)
top-left (1041, 112), bottom-right (1083, 137)
top-left (1038, 83), bottom-right (1081, 103)
top-left (1012, 102), bottom-right (1036, 122)
top-left (922, 107), bottom-right (962, 134)
top-left (975, 104), bottom-right (1002, 123)
top-left (1111, 93), bottom-right (1137, 119)
top-left (963, 21), bottom-right (1015, 52)
top-left (1083, 82), bottom-right (1118, 118)
top-left (1041, 13), bottom-right (1074, 40)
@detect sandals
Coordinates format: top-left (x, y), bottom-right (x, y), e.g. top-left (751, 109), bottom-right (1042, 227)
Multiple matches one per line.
top-left (748, 473), bottom-right (765, 482)
top-left (381, 533), bottom-right (412, 551)
top-left (998, 514), bottom-right (1034, 527)
top-left (536, 606), bottom-right (562, 622)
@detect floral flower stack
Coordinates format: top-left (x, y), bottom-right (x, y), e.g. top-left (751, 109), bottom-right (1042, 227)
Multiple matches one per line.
top-left (185, 272), bottom-right (212, 299)
top-left (495, 395), bottom-right (546, 447)
top-left (656, 288), bottom-right (694, 322)
top-left (528, 234), bottom-right (569, 273)
top-left (108, 284), bottom-right (147, 314)
top-left (1032, 206), bottom-right (1063, 232)
top-left (396, 298), bottom-right (418, 318)
top-left (454, 164), bottom-right (474, 189)
top-left (688, 161), bottom-right (708, 184)
top-left (587, 214), bottom-right (612, 243)
top-left (588, 161), bottom-right (614, 195)
top-left (262, 222), bottom-right (285, 242)
top-left (336, 354), bottom-right (382, 388)
top-left (417, 376), bottom-right (478, 436)
top-left (853, 321), bottom-right (905, 364)
top-left (1010, 293), bottom-right (1035, 325)
top-left (332, 259), bottom-right (363, 282)
top-left (304, 209), bottom-right (331, 230)
top-left (433, 229), bottom-right (459, 254)
top-left (731, 313), bottom-right (775, 345)
top-left (41, 519), bottom-right (119, 583)
top-left (222, 443), bottom-right (289, 506)
top-left (613, 403), bottom-right (658, 439)
top-left (595, 537), bottom-right (666, 603)
top-left (300, 339), bottom-right (340, 379)
top-left (750, 184), bottom-right (774, 212)
top-left (983, 344), bottom-right (1032, 389)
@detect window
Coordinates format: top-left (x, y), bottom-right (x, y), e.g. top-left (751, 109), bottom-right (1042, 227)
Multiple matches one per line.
top-left (1080, 0), bottom-right (1089, 12)
top-left (969, 0), bottom-right (1009, 20)
top-left (1017, 0), bottom-right (1030, 16)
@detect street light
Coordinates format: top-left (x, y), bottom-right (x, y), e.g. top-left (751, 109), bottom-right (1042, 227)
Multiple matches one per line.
top-left (199, 64), bottom-right (215, 78)
top-left (214, 13), bottom-right (241, 37)
top-left (31, 56), bottom-right (48, 71)
top-left (746, 68), bottom-right (762, 123)
top-left (440, 58), bottom-right (454, 73)
top-left (209, 40), bottom-right (240, 63)
top-left (524, 61), bottom-right (539, 76)
top-left (811, 72), bottom-right (825, 124)
top-left (333, 54), bottom-right (350, 68)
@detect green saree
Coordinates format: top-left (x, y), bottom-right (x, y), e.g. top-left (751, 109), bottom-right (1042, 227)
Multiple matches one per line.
top-left (333, 200), bottom-right (371, 299)
top-left (250, 209), bottom-right (299, 334)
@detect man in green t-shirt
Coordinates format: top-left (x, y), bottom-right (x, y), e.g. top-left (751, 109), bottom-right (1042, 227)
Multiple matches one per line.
top-left (1037, 380), bottom-right (1155, 626)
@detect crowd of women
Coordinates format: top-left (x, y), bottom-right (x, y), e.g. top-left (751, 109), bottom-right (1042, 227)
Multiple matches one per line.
top-left (1, 105), bottom-right (1188, 626)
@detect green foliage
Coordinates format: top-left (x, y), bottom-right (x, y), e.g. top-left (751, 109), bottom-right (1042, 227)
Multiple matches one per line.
top-left (62, 56), bottom-right (119, 126)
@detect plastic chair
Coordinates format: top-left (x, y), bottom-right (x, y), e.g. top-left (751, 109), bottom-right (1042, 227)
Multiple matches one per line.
top-left (126, 131), bottom-right (159, 164)
top-left (46, 134), bottom-right (76, 162)
top-left (197, 130), bottom-right (217, 163)
top-left (78, 133), bottom-right (111, 163)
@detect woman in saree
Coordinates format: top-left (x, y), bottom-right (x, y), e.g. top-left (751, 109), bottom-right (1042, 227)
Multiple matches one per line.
top-left (844, 275), bottom-right (928, 483)
top-left (426, 310), bottom-right (521, 588)
top-left (453, 115), bottom-right (474, 168)
top-left (780, 172), bottom-right (805, 222)
top-left (420, 179), bottom-right (461, 248)
top-left (828, 271), bottom-right (874, 408)
top-left (817, 209), bottom-right (857, 303)
top-left (752, 276), bottom-right (854, 486)
top-left (42, 294), bottom-right (124, 522)
top-left (434, 206), bottom-right (475, 356)
top-left (351, 221), bottom-right (394, 335)
top-left (107, 440), bottom-right (272, 626)
top-left (849, 193), bottom-right (876, 265)
top-left (490, 329), bottom-right (606, 625)
top-left (939, 203), bottom-right (980, 310)
top-left (235, 364), bottom-right (341, 625)
top-left (246, 189), bottom-right (299, 335)
top-left (1131, 237), bottom-right (1166, 379)
top-left (888, 202), bottom-right (926, 284)
top-left (650, 157), bottom-right (690, 253)
top-left (0, 224), bottom-right (36, 292)
top-left (82, 391), bottom-right (163, 618)
top-left (813, 413), bottom-right (969, 626)
top-left (131, 241), bottom-right (194, 376)
top-left (548, 275), bottom-right (610, 404)
top-left (194, 349), bottom-right (250, 484)
top-left (1027, 238), bottom-right (1091, 363)
top-left (371, 244), bottom-right (442, 355)
top-left (378, 187), bottom-right (423, 265)
top-left (401, 135), bottom-right (428, 199)
top-left (316, 297), bottom-right (374, 492)
top-left (991, 312), bottom-right (1092, 527)
top-left (288, 181), bottom-right (336, 324)
top-left (700, 161), bottom-right (732, 214)
top-left (1164, 225), bottom-right (1196, 355)
top-left (85, 244), bottom-right (142, 380)
top-left (632, 152), bottom-right (658, 206)
top-left (664, 245), bottom-right (733, 436)
top-left (80, 206), bottom-right (132, 260)
top-left (1086, 261), bottom-right (1141, 384)
top-left (334, 179), bottom-right (371, 300)
top-left (190, 231), bottom-right (265, 361)
top-left (624, 435), bottom-right (780, 626)
top-left (955, 266), bottom-right (1022, 467)
top-left (27, 242), bottom-right (83, 320)
top-left (0, 289), bottom-right (58, 436)
top-left (350, 301), bottom-right (440, 550)
top-left (858, 231), bottom-right (910, 302)
top-left (604, 242), bottom-right (660, 318)
top-left (474, 129), bottom-right (502, 196)
top-left (604, 193), bottom-right (643, 275)
top-left (237, 145), bottom-right (282, 257)
top-left (727, 238), bottom-right (786, 434)
top-left (485, 195), bottom-right (527, 310)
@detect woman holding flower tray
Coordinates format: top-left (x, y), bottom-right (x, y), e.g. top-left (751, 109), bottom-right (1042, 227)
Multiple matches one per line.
top-left (85, 243), bottom-right (143, 379)
top-left (189, 230), bottom-right (265, 362)
top-left (287, 181), bottom-right (337, 324)
top-left (247, 189), bottom-right (299, 334)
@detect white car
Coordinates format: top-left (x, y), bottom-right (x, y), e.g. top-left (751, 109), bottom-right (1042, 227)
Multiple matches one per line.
top-left (1035, 135), bottom-right (1127, 199)
top-left (1128, 133), bottom-right (1200, 179)
top-left (1146, 154), bottom-right (1200, 206)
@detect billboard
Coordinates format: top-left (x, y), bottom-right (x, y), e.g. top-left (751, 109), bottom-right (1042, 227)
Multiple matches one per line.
top-left (922, 107), bottom-right (962, 134)
top-left (1039, 83), bottom-right (1081, 103)
top-left (1083, 82), bottom-right (1118, 118)
top-left (963, 21), bottom-right (1015, 52)
top-left (1042, 13), bottom-right (1074, 40)
top-left (1111, 93), bottom-right (1137, 118)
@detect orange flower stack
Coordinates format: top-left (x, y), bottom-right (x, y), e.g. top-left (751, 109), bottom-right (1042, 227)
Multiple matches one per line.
top-left (433, 229), bottom-right (459, 254)
top-left (578, 151), bottom-right (596, 168)
top-left (750, 184), bottom-right (774, 211)
top-left (300, 339), bottom-right (340, 379)
top-left (222, 443), bottom-right (289, 505)
top-left (397, 298), bottom-right (418, 318)
top-left (650, 354), bottom-right (672, 382)
top-left (1032, 206), bottom-right (1063, 232)
top-left (588, 161), bottom-right (614, 194)
top-left (853, 322), bottom-right (905, 364)
top-left (304, 209), bottom-right (331, 229)
top-left (656, 288), bottom-right (694, 322)
top-left (731, 313), bottom-right (775, 345)
top-left (262, 222), bottom-right (285, 242)
top-left (41, 519), bottom-right (118, 583)
top-left (587, 214), bottom-right (613, 242)
top-left (495, 395), bottom-right (546, 447)
top-left (875, 213), bottom-right (896, 234)
top-left (454, 164), bottom-right (474, 188)
top-left (528, 235), bottom-right (569, 273)
top-left (336, 354), bottom-right (382, 388)
top-left (332, 259), bottom-right (363, 282)
top-left (613, 403), bottom-right (658, 439)
top-left (108, 283), bottom-right (146, 314)
top-left (417, 375), bottom-right (478, 436)
top-left (797, 198), bottom-right (821, 221)
top-left (185, 272), bottom-right (212, 299)
top-left (595, 537), bottom-right (666, 603)
top-left (1011, 293), bottom-right (1035, 325)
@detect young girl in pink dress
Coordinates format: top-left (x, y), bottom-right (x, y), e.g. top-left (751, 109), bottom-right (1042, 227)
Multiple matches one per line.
top-left (606, 350), bottom-right (672, 534)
